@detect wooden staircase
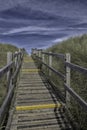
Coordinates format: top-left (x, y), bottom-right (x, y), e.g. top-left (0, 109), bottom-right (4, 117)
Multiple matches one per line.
top-left (7, 56), bottom-right (72, 130)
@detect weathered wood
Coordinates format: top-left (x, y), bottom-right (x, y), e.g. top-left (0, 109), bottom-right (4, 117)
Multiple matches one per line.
top-left (13, 52), bottom-right (22, 58)
top-left (65, 53), bottom-right (71, 108)
top-left (64, 83), bottom-right (87, 111)
top-left (14, 51), bottom-right (18, 69)
top-left (8, 56), bottom-right (72, 130)
top-left (0, 51), bottom-right (23, 127)
top-left (65, 61), bottom-right (87, 74)
top-left (48, 52), bottom-right (52, 76)
top-left (7, 52), bottom-right (13, 64)
top-left (0, 82), bottom-right (14, 124)
top-left (0, 62), bottom-right (14, 78)
top-left (38, 50), bottom-right (41, 58)
top-left (33, 50), bottom-right (87, 111)
top-left (42, 52), bottom-right (65, 59)
top-left (41, 61), bottom-right (65, 79)
top-left (5, 109), bottom-right (14, 130)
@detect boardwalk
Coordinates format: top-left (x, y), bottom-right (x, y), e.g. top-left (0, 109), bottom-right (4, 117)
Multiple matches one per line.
top-left (8, 56), bottom-right (72, 130)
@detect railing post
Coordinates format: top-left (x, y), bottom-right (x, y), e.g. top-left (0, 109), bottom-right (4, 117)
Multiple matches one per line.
top-left (15, 51), bottom-right (18, 69)
top-left (37, 50), bottom-right (39, 57)
top-left (35, 49), bottom-right (38, 57)
top-left (65, 53), bottom-right (71, 108)
top-left (39, 49), bottom-right (42, 69)
top-left (18, 49), bottom-right (21, 65)
top-left (35, 48), bottom-right (38, 56)
top-left (49, 52), bottom-right (52, 76)
top-left (31, 48), bottom-right (34, 55)
top-left (7, 52), bottom-right (13, 65)
top-left (40, 50), bottom-right (42, 60)
top-left (42, 53), bottom-right (45, 62)
top-left (18, 49), bottom-right (21, 81)
top-left (42, 53), bottom-right (45, 70)
top-left (7, 52), bottom-right (13, 82)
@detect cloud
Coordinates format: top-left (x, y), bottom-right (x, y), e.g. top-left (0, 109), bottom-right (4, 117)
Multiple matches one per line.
top-left (52, 37), bottom-right (69, 43)
top-left (2, 26), bottom-right (59, 35)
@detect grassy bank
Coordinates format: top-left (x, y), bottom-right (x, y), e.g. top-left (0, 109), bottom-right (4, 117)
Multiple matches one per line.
top-left (0, 43), bottom-right (18, 106)
top-left (46, 34), bottom-right (87, 130)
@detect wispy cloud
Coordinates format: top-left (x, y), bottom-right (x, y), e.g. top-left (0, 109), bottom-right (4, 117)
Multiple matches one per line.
top-left (52, 37), bottom-right (69, 43)
top-left (2, 26), bottom-right (59, 35)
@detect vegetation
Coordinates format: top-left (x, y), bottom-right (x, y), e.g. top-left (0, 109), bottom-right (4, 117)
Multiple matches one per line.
top-left (45, 34), bottom-right (87, 130)
top-left (0, 43), bottom-right (18, 106)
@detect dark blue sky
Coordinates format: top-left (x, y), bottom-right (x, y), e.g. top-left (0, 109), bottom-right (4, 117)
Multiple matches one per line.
top-left (0, 0), bottom-right (87, 53)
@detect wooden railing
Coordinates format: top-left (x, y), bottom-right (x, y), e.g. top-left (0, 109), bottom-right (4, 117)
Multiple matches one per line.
top-left (0, 50), bottom-right (23, 126)
top-left (32, 48), bottom-right (87, 112)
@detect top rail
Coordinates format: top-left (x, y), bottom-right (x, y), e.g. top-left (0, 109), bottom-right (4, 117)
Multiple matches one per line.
top-left (65, 62), bottom-right (87, 74)
top-left (41, 59), bottom-right (65, 79)
top-left (0, 62), bottom-right (14, 78)
top-left (64, 83), bottom-right (87, 111)
top-left (42, 52), bottom-right (65, 59)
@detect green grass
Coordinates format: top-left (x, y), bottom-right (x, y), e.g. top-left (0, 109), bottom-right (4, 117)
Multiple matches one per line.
top-left (0, 43), bottom-right (19, 106)
top-left (45, 34), bottom-right (87, 130)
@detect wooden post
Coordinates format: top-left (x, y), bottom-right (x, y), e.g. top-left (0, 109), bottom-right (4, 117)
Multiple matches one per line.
top-left (39, 49), bottom-right (42, 58)
top-left (65, 53), bottom-right (71, 108)
top-left (42, 53), bottom-right (45, 71)
top-left (38, 50), bottom-right (41, 58)
top-left (49, 53), bottom-right (52, 76)
top-left (18, 49), bottom-right (21, 81)
top-left (35, 49), bottom-right (38, 57)
top-left (42, 53), bottom-right (45, 63)
top-left (15, 51), bottom-right (18, 69)
top-left (7, 52), bottom-right (12, 64)
top-left (7, 52), bottom-right (12, 81)
top-left (35, 48), bottom-right (37, 56)
top-left (18, 49), bottom-right (21, 65)
top-left (37, 50), bottom-right (39, 57)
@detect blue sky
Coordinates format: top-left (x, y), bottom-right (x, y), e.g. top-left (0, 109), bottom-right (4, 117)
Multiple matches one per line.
top-left (0, 0), bottom-right (87, 53)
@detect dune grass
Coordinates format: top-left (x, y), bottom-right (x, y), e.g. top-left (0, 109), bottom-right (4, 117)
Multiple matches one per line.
top-left (46, 34), bottom-right (87, 130)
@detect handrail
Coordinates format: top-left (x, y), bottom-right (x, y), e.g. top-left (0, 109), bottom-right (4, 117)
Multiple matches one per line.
top-left (32, 48), bottom-right (87, 112)
top-left (0, 62), bottom-right (14, 78)
top-left (38, 58), bottom-right (65, 79)
top-left (42, 52), bottom-right (65, 59)
top-left (65, 61), bottom-right (87, 74)
top-left (0, 50), bottom-right (23, 125)
top-left (64, 83), bottom-right (87, 111)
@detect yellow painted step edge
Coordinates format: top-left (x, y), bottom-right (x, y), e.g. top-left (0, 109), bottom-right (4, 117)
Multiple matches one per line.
top-left (24, 60), bottom-right (34, 62)
top-left (16, 103), bottom-right (62, 111)
top-left (22, 72), bottom-right (39, 74)
top-left (22, 69), bottom-right (40, 72)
